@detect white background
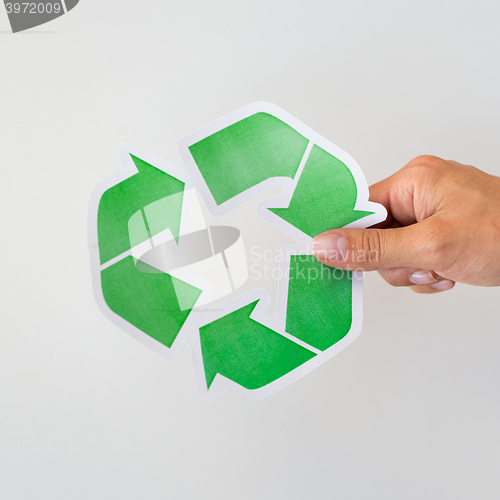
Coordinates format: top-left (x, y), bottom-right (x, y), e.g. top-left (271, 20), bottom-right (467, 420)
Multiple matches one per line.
top-left (1, 1), bottom-right (500, 498)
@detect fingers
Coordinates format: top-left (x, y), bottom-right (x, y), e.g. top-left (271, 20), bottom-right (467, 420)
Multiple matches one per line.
top-left (366, 178), bottom-right (393, 228)
top-left (368, 155), bottom-right (453, 228)
top-left (377, 268), bottom-right (438, 287)
top-left (313, 156), bottom-right (460, 272)
top-left (410, 280), bottom-right (455, 293)
top-left (312, 223), bottom-right (436, 272)
top-left (377, 267), bottom-right (456, 293)
top-left (367, 165), bottom-right (419, 227)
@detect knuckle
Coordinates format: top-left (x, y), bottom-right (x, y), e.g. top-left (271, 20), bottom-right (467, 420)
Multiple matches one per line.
top-left (349, 229), bottom-right (382, 266)
top-left (402, 155), bottom-right (450, 180)
top-left (406, 154), bottom-right (443, 168)
top-left (418, 154), bottom-right (441, 164)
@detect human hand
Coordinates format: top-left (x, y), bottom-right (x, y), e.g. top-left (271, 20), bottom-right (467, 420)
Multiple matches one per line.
top-left (312, 155), bottom-right (500, 293)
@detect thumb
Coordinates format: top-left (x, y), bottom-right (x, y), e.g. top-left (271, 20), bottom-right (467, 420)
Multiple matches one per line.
top-left (312, 225), bottom-right (430, 271)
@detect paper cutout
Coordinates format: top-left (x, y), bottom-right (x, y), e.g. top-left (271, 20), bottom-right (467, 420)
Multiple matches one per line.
top-left (88, 102), bottom-right (387, 401)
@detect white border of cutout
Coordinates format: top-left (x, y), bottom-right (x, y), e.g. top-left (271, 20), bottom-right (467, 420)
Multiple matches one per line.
top-left (89, 102), bottom-right (387, 402)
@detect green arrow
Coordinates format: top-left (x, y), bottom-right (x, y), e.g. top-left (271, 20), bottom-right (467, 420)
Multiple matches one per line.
top-left (269, 144), bottom-right (373, 237)
top-left (188, 112), bottom-right (309, 205)
top-left (286, 256), bottom-right (352, 351)
top-left (97, 154), bottom-right (185, 264)
top-left (101, 256), bottom-right (202, 348)
top-left (200, 301), bottom-right (316, 390)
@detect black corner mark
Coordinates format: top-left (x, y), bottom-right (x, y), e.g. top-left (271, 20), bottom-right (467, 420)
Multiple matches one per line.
top-left (64, 0), bottom-right (78, 11)
top-left (3, 0), bottom-right (80, 33)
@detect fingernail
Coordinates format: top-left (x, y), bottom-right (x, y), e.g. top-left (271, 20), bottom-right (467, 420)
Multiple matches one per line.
top-left (431, 279), bottom-right (455, 291)
top-left (410, 270), bottom-right (436, 285)
top-left (312, 234), bottom-right (346, 261)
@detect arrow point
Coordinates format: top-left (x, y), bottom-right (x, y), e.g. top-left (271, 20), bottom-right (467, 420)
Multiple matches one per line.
top-left (200, 300), bottom-right (315, 391)
top-left (98, 154), bottom-right (185, 264)
top-left (130, 154), bottom-right (159, 175)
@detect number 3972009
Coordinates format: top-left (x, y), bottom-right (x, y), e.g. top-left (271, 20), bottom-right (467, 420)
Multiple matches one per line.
top-left (5, 2), bottom-right (62, 14)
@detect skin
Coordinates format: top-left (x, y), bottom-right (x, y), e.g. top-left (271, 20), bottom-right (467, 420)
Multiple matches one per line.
top-left (312, 155), bottom-right (500, 294)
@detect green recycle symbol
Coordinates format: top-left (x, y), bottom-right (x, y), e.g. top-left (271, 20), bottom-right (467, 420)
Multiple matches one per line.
top-left (88, 102), bottom-right (386, 401)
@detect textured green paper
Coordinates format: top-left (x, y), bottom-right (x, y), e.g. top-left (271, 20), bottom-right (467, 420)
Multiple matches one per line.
top-left (102, 256), bottom-right (201, 348)
top-left (200, 301), bottom-right (316, 390)
top-left (269, 145), bottom-right (373, 237)
top-left (286, 256), bottom-right (352, 351)
top-left (97, 154), bottom-right (197, 349)
top-left (98, 155), bottom-right (184, 264)
top-left (90, 103), bottom-right (386, 400)
top-left (189, 112), bottom-right (309, 204)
